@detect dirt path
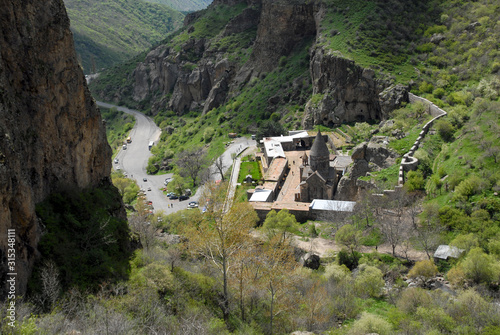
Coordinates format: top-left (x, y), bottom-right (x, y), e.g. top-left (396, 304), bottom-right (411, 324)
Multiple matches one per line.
top-left (293, 235), bottom-right (428, 261)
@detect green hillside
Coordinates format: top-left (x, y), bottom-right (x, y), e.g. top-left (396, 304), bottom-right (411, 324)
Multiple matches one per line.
top-left (144, 0), bottom-right (212, 12)
top-left (65, 0), bottom-right (184, 74)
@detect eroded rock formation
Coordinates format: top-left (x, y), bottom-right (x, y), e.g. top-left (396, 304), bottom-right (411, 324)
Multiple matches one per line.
top-left (335, 137), bottom-right (399, 201)
top-left (0, 0), bottom-right (111, 297)
top-left (302, 47), bottom-right (384, 128)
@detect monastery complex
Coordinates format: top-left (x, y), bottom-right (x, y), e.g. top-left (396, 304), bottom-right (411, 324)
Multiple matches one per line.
top-left (248, 130), bottom-right (356, 222)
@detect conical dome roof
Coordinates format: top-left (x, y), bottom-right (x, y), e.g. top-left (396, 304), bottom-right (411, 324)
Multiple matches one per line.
top-left (310, 131), bottom-right (329, 158)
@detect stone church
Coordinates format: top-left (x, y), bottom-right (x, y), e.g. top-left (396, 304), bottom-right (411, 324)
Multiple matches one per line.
top-left (298, 131), bottom-right (338, 202)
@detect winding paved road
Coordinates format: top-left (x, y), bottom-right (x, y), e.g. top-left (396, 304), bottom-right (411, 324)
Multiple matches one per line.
top-left (97, 101), bottom-right (255, 215)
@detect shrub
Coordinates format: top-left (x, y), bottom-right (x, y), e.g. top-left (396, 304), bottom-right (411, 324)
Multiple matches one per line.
top-left (435, 119), bottom-right (454, 142)
top-left (203, 127), bottom-right (215, 143)
top-left (324, 263), bottom-right (351, 282)
top-left (419, 81), bottom-right (434, 93)
top-left (354, 264), bottom-right (385, 298)
top-left (461, 247), bottom-right (499, 284)
top-left (446, 265), bottom-right (466, 287)
top-left (408, 259), bottom-right (438, 279)
top-left (433, 87), bottom-right (446, 99)
top-left (450, 233), bottom-right (479, 253)
top-left (397, 287), bottom-right (432, 314)
top-left (309, 223), bottom-right (318, 238)
top-left (405, 170), bottom-right (425, 191)
top-left (348, 312), bottom-right (392, 335)
top-left (338, 250), bottom-right (361, 270)
top-left (452, 175), bottom-right (484, 202)
top-left (33, 185), bottom-right (131, 292)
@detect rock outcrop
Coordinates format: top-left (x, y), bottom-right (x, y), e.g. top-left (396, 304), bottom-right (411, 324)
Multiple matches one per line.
top-left (0, 0), bottom-right (111, 297)
top-left (100, 0), bottom-right (319, 116)
top-left (93, 0), bottom-right (404, 127)
top-left (249, 0), bottom-right (316, 72)
top-left (335, 137), bottom-right (399, 201)
top-left (302, 47), bottom-right (384, 128)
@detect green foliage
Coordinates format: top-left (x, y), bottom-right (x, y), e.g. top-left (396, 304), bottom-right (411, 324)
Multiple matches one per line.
top-left (347, 312), bottom-right (392, 335)
top-left (308, 223), bottom-right (318, 238)
top-left (255, 120), bottom-right (288, 142)
top-left (337, 250), bottom-right (361, 271)
top-left (66, 0), bottom-right (184, 73)
top-left (237, 162), bottom-right (262, 183)
top-left (144, 0), bottom-right (211, 12)
top-left (262, 209), bottom-right (300, 244)
top-left (405, 170), bottom-right (425, 192)
top-left (461, 247), bottom-right (499, 284)
top-left (435, 119), bottom-right (455, 142)
top-left (100, 107), bottom-right (135, 154)
top-left (32, 184), bottom-right (131, 292)
top-left (354, 265), bottom-right (385, 298)
top-left (450, 233), bottom-right (479, 253)
top-left (335, 224), bottom-right (362, 254)
top-left (408, 260), bottom-right (438, 279)
top-left (452, 175), bottom-right (484, 202)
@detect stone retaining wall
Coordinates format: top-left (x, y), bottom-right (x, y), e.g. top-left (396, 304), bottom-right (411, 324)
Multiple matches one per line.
top-left (397, 94), bottom-right (447, 186)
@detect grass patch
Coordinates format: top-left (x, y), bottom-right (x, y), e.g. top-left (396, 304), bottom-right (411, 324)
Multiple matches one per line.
top-left (238, 161), bottom-right (262, 183)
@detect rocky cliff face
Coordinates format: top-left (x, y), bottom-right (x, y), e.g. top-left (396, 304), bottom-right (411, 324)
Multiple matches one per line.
top-left (249, 0), bottom-right (316, 73)
top-left (302, 47), bottom-right (384, 128)
top-left (93, 0), bottom-right (403, 126)
top-left (335, 137), bottom-right (399, 201)
top-left (0, 0), bottom-right (111, 297)
top-left (100, 0), bottom-right (319, 116)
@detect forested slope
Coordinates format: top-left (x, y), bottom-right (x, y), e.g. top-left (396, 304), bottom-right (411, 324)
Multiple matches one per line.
top-left (144, 0), bottom-right (212, 12)
top-left (65, 0), bottom-right (184, 73)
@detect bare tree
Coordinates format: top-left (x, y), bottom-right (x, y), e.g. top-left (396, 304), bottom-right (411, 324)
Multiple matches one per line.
top-left (40, 260), bottom-right (61, 310)
top-left (414, 203), bottom-right (443, 259)
top-left (183, 182), bottom-right (259, 324)
top-left (129, 200), bottom-right (157, 252)
top-left (377, 193), bottom-right (410, 257)
top-left (213, 155), bottom-right (226, 181)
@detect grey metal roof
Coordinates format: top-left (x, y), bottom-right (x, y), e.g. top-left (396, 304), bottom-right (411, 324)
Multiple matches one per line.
top-left (309, 199), bottom-right (356, 212)
top-left (310, 131), bottom-right (330, 158)
top-left (433, 245), bottom-right (464, 260)
top-left (249, 189), bottom-right (273, 202)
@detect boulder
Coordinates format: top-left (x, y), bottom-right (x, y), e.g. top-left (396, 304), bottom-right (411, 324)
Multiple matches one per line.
top-left (379, 84), bottom-right (409, 119)
top-left (300, 253), bottom-right (321, 270)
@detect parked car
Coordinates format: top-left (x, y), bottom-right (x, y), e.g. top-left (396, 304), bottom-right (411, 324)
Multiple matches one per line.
top-left (188, 201), bottom-right (198, 208)
top-left (179, 195), bottom-right (189, 201)
top-left (114, 158), bottom-right (119, 164)
top-left (147, 187), bottom-right (151, 191)
top-left (166, 192), bottom-right (174, 197)
top-left (143, 177), bottom-right (147, 182)
top-left (169, 195), bottom-right (178, 200)
top-left (122, 144), bottom-right (127, 150)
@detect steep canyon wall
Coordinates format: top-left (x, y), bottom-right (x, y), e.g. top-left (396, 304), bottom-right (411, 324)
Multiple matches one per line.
top-left (0, 0), bottom-right (111, 297)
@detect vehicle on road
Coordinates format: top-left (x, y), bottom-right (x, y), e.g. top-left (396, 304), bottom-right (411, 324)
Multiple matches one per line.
top-left (114, 158), bottom-right (119, 164)
top-left (188, 201), bottom-right (198, 208)
top-left (127, 136), bottom-right (132, 143)
top-left (179, 195), bottom-right (189, 201)
top-left (169, 195), bottom-right (178, 200)
top-left (147, 187), bottom-right (151, 191)
top-left (122, 144), bottom-right (127, 150)
top-left (143, 177), bottom-right (147, 182)
top-left (148, 141), bottom-right (154, 150)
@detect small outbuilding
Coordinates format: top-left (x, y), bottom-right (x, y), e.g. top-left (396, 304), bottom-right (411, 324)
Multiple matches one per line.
top-left (433, 245), bottom-right (464, 261)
